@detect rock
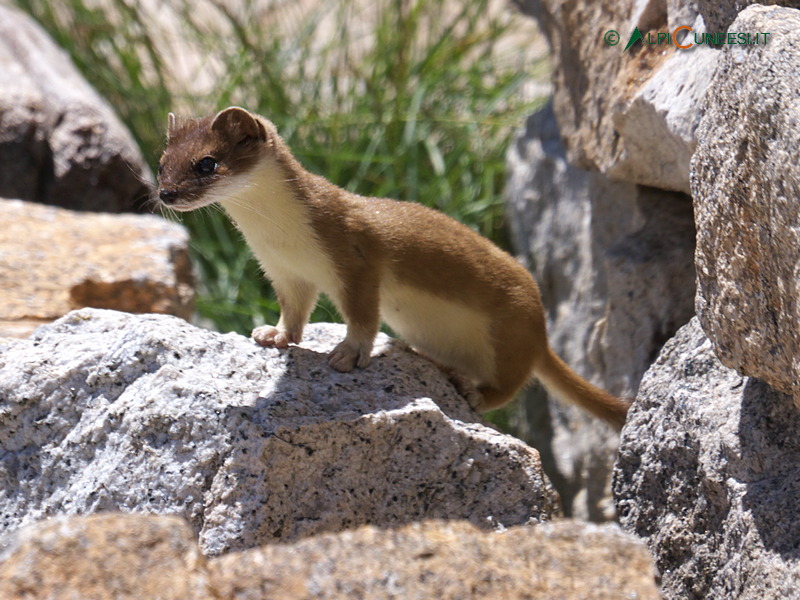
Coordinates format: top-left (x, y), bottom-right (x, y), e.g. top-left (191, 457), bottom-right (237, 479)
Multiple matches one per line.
top-left (609, 40), bottom-right (717, 191)
top-left (211, 519), bottom-right (661, 599)
top-left (513, 0), bottom-right (718, 192)
top-left (0, 308), bottom-right (558, 556)
top-left (613, 318), bottom-right (800, 600)
top-left (505, 103), bottom-right (695, 520)
top-left (0, 199), bottom-right (193, 338)
top-left (696, 0), bottom-right (800, 32)
top-left (0, 514), bottom-right (212, 600)
top-left (0, 513), bottom-right (661, 600)
top-left (691, 5), bottom-right (800, 406)
top-left (0, 5), bottom-right (152, 212)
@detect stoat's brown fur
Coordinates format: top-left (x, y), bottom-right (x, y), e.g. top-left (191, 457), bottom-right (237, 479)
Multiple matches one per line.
top-left (157, 107), bottom-right (630, 429)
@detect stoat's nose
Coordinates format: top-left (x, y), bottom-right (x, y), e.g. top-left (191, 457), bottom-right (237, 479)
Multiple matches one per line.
top-left (159, 189), bottom-right (179, 204)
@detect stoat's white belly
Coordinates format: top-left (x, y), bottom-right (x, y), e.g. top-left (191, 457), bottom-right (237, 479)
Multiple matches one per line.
top-left (379, 277), bottom-right (496, 384)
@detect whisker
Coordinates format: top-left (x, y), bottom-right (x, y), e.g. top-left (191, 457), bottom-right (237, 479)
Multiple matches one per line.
top-left (123, 156), bottom-right (155, 187)
top-left (208, 202), bottom-right (226, 217)
top-left (198, 204), bottom-right (216, 226)
top-left (120, 156), bottom-right (159, 213)
top-left (159, 203), bottom-right (180, 223)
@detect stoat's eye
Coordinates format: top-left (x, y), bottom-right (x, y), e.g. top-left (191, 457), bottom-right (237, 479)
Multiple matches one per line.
top-left (194, 156), bottom-right (218, 176)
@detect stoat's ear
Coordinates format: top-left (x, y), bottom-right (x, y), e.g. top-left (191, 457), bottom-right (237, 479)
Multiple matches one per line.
top-left (211, 106), bottom-right (267, 142)
top-left (167, 112), bottom-right (177, 139)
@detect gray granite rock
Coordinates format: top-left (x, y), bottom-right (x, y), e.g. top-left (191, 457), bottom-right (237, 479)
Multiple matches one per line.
top-left (0, 5), bottom-right (152, 211)
top-left (614, 318), bottom-right (800, 600)
top-left (691, 5), bottom-right (800, 406)
top-left (506, 103), bottom-right (695, 520)
top-left (697, 0), bottom-right (800, 32)
top-left (0, 309), bottom-right (558, 556)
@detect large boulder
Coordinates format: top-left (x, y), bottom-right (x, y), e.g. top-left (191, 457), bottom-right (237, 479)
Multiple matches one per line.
top-left (507, 0), bottom-right (800, 595)
top-left (697, 0), bottom-right (800, 31)
top-left (0, 514), bottom-right (211, 600)
top-left (512, 0), bottom-right (800, 195)
top-left (0, 513), bottom-right (661, 600)
top-left (614, 318), bottom-right (800, 599)
top-left (691, 5), bottom-right (800, 406)
top-left (512, 0), bottom-right (718, 193)
top-left (506, 102), bottom-right (695, 520)
top-left (0, 5), bottom-right (152, 212)
top-left (0, 309), bottom-right (558, 556)
top-left (0, 199), bottom-right (193, 338)
top-left (211, 519), bottom-right (659, 599)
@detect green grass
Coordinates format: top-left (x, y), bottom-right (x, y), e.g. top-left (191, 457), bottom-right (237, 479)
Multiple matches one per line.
top-left (12, 0), bottom-right (546, 336)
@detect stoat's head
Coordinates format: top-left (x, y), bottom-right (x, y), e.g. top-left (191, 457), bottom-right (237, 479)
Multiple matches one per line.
top-left (157, 106), bottom-right (272, 211)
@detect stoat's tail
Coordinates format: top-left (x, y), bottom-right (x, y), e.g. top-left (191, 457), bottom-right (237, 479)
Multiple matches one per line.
top-left (534, 347), bottom-right (630, 430)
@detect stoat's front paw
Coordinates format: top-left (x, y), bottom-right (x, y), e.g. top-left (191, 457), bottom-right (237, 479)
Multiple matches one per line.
top-left (328, 340), bottom-right (372, 372)
top-left (252, 326), bottom-right (299, 349)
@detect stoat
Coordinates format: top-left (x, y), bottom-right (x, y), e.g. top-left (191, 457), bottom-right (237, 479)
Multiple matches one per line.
top-left (157, 107), bottom-right (630, 429)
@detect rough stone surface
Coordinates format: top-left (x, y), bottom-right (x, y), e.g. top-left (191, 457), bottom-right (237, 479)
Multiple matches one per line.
top-left (0, 513), bottom-right (660, 600)
top-left (212, 519), bottom-right (661, 600)
top-left (697, 0), bottom-right (800, 32)
top-left (0, 5), bottom-right (152, 212)
top-left (691, 5), bottom-right (800, 406)
top-left (513, 0), bottom-right (718, 192)
top-left (506, 103), bottom-right (695, 520)
top-left (609, 39), bottom-right (717, 191)
top-left (0, 198), bottom-right (194, 338)
top-left (614, 318), bottom-right (800, 600)
top-left (0, 308), bottom-right (558, 557)
top-left (0, 514), bottom-right (213, 600)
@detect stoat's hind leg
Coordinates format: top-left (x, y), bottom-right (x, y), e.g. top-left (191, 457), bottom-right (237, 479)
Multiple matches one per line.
top-left (474, 318), bottom-right (540, 412)
top-left (413, 351), bottom-right (483, 410)
top-left (441, 365), bottom-right (483, 411)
